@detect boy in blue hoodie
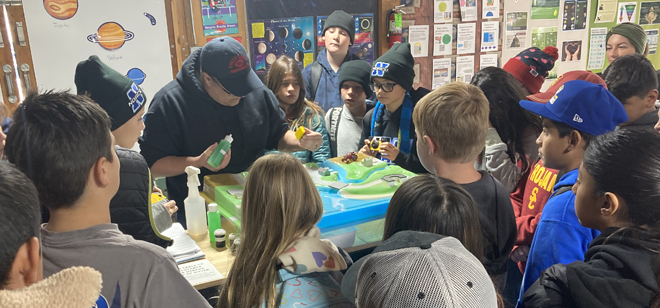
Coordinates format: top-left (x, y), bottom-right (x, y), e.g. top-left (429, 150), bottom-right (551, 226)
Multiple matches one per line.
top-left (516, 80), bottom-right (628, 307)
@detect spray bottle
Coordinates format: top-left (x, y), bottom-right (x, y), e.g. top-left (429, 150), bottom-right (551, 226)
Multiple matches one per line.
top-left (184, 166), bottom-right (207, 239)
top-left (207, 134), bottom-right (233, 168)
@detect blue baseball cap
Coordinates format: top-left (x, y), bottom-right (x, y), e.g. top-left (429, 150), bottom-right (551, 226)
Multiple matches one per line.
top-left (519, 80), bottom-right (628, 136)
top-left (200, 37), bottom-right (263, 97)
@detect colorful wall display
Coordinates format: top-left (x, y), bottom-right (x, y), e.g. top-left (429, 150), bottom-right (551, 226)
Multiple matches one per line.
top-left (199, 0), bottom-right (239, 36)
top-left (251, 17), bottom-right (315, 76)
top-left (317, 13), bottom-right (375, 63)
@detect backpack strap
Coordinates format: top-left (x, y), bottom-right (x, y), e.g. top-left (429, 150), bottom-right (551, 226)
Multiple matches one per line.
top-left (308, 61), bottom-right (323, 101)
top-left (550, 185), bottom-right (573, 199)
top-left (328, 106), bottom-right (343, 157)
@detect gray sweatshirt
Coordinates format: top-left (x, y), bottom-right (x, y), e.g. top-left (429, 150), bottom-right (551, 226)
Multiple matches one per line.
top-left (325, 105), bottom-right (366, 157)
top-left (41, 224), bottom-right (211, 308)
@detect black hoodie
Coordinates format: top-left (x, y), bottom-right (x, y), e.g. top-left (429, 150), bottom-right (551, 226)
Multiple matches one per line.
top-left (139, 48), bottom-right (288, 220)
top-left (522, 227), bottom-right (660, 308)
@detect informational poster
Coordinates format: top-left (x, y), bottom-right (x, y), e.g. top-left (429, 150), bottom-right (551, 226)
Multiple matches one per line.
top-left (434, 0), bottom-right (454, 23)
top-left (251, 17), bottom-right (315, 75)
top-left (432, 58), bottom-right (452, 89)
top-left (482, 0), bottom-right (500, 18)
top-left (594, 0), bottom-right (617, 23)
top-left (647, 29), bottom-right (659, 55)
top-left (23, 0), bottom-right (172, 102)
top-left (480, 53), bottom-right (499, 69)
top-left (456, 55), bottom-right (475, 83)
top-left (531, 27), bottom-right (557, 50)
top-left (317, 14), bottom-right (375, 63)
top-left (587, 27), bottom-right (607, 69)
top-left (640, 2), bottom-right (660, 25)
top-left (434, 24), bottom-right (453, 56)
top-left (481, 21), bottom-right (499, 52)
top-left (460, 0), bottom-right (478, 21)
top-left (506, 12), bottom-right (527, 49)
top-left (532, 0), bottom-right (559, 20)
top-left (562, 0), bottom-right (588, 30)
top-left (617, 2), bottom-right (638, 24)
top-left (457, 22), bottom-right (476, 54)
top-left (200, 0), bottom-right (239, 36)
top-left (409, 25), bottom-right (430, 58)
top-left (561, 40), bottom-right (582, 61)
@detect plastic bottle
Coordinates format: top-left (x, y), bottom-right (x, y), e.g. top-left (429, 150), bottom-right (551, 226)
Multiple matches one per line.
top-left (207, 134), bottom-right (233, 168)
top-left (207, 203), bottom-right (222, 248)
top-left (184, 166), bottom-right (207, 240)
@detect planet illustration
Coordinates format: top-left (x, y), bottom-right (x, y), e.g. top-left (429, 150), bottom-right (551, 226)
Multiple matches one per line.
top-left (44, 0), bottom-right (78, 20)
top-left (257, 42), bottom-right (267, 54)
top-left (266, 53), bottom-right (277, 65)
top-left (293, 28), bottom-right (303, 39)
top-left (278, 27), bottom-right (288, 39)
top-left (438, 2), bottom-right (447, 12)
top-left (144, 12), bottom-right (157, 25)
top-left (126, 68), bottom-right (147, 85)
top-left (266, 29), bottom-right (275, 42)
top-left (303, 39), bottom-right (312, 50)
top-left (294, 50), bottom-right (304, 62)
top-left (87, 22), bottom-right (134, 51)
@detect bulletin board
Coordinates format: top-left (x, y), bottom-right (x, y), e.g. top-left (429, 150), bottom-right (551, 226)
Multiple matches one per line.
top-left (22, 0), bottom-right (173, 103)
top-left (587, 0), bottom-right (660, 74)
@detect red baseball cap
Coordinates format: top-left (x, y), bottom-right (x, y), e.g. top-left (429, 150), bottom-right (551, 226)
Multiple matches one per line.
top-left (526, 71), bottom-right (606, 103)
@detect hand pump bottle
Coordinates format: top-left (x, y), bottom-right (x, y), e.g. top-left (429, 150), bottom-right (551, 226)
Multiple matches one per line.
top-left (184, 166), bottom-right (207, 240)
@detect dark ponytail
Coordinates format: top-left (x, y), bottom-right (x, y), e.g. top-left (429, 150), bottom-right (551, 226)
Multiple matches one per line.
top-left (582, 128), bottom-right (660, 307)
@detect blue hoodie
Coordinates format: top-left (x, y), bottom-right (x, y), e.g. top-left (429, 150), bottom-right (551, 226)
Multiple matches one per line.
top-left (516, 168), bottom-right (600, 308)
top-left (302, 49), bottom-right (361, 112)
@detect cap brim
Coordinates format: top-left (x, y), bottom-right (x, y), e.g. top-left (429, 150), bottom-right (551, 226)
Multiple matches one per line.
top-left (526, 92), bottom-right (553, 103)
top-left (519, 100), bottom-right (563, 123)
top-left (341, 254), bottom-right (367, 304)
top-left (218, 69), bottom-right (263, 97)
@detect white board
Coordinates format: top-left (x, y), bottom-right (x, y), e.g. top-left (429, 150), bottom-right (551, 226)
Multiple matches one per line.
top-left (23, 0), bottom-right (172, 103)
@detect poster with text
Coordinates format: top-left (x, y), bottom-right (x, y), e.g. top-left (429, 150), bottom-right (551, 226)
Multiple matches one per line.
top-left (480, 53), bottom-right (498, 69)
top-left (531, 27), bottom-right (557, 50)
top-left (23, 0), bottom-right (172, 108)
top-left (595, 0), bottom-right (617, 23)
top-left (457, 22), bottom-right (476, 54)
top-left (456, 55), bottom-right (475, 82)
top-left (434, 24), bottom-right (453, 56)
top-left (460, 0), bottom-right (478, 21)
top-left (482, 0), bottom-right (500, 18)
top-left (251, 17), bottom-right (315, 75)
top-left (432, 58), bottom-right (452, 89)
top-left (562, 0), bottom-right (587, 30)
top-left (647, 29), bottom-right (659, 55)
top-left (562, 40), bottom-right (582, 61)
top-left (409, 25), bottom-right (430, 57)
top-left (617, 2), bottom-right (638, 24)
top-left (640, 2), bottom-right (660, 25)
top-left (587, 27), bottom-right (607, 69)
top-left (531, 0), bottom-right (559, 19)
top-left (200, 0), bottom-right (239, 36)
top-left (434, 0), bottom-right (454, 23)
top-left (481, 21), bottom-right (499, 52)
top-left (506, 12), bottom-right (527, 50)
top-left (317, 14), bottom-right (374, 63)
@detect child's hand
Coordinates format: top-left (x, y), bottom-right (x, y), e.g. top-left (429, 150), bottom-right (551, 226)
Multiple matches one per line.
top-left (359, 139), bottom-right (377, 157)
top-left (379, 142), bottom-right (400, 160)
top-left (163, 200), bottom-right (178, 216)
top-left (510, 245), bottom-right (530, 263)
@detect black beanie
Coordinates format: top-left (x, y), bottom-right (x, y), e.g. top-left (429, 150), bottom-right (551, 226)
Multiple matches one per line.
top-left (371, 43), bottom-right (415, 91)
top-left (74, 55), bottom-right (147, 131)
top-left (339, 60), bottom-right (374, 98)
top-left (323, 10), bottom-right (355, 44)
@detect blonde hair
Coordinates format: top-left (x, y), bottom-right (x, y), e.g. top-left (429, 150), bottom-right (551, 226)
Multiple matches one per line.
top-left (413, 82), bottom-right (489, 163)
top-left (217, 153), bottom-right (324, 308)
top-left (267, 55), bottom-right (323, 128)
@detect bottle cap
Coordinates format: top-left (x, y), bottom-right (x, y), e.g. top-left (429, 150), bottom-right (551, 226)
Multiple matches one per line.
top-left (225, 134), bottom-right (233, 143)
top-left (208, 203), bottom-right (217, 212)
top-left (229, 233), bottom-right (238, 240)
top-left (214, 229), bottom-right (226, 237)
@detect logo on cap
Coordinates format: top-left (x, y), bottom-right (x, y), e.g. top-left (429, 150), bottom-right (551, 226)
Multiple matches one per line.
top-left (573, 114), bottom-right (583, 123)
top-left (530, 68), bottom-right (539, 77)
top-left (372, 62), bottom-right (390, 77)
top-left (549, 85), bottom-right (565, 104)
top-left (228, 55), bottom-right (249, 74)
top-left (126, 83), bottom-right (145, 113)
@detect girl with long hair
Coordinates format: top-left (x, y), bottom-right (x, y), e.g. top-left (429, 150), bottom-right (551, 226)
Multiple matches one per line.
top-left (217, 154), bottom-right (353, 308)
top-left (267, 56), bottom-right (330, 163)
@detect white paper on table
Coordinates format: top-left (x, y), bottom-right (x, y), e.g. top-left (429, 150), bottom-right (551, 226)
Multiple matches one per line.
top-left (434, 0), bottom-right (454, 23)
top-left (409, 25), bottom-right (430, 58)
top-left (432, 58), bottom-right (453, 89)
top-left (481, 21), bottom-right (500, 52)
top-left (456, 55), bottom-right (475, 83)
top-left (457, 23), bottom-right (476, 54)
top-left (433, 24), bottom-right (453, 56)
top-left (480, 54), bottom-right (499, 69)
top-left (587, 27), bottom-right (608, 70)
top-left (179, 259), bottom-right (224, 286)
top-left (482, 0), bottom-right (500, 18)
top-left (460, 0), bottom-right (478, 21)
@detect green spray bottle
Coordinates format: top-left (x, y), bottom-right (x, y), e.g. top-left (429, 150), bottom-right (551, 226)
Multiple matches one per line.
top-left (207, 134), bottom-right (233, 168)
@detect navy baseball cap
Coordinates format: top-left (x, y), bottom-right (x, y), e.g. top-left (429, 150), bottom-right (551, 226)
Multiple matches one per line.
top-left (519, 80), bottom-right (628, 136)
top-left (200, 37), bottom-right (263, 97)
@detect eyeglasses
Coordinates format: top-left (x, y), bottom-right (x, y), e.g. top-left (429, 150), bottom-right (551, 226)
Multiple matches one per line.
top-left (216, 80), bottom-right (232, 95)
top-left (370, 82), bottom-right (397, 93)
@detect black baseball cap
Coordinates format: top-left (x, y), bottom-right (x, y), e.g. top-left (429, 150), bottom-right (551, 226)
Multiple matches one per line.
top-left (200, 37), bottom-right (263, 97)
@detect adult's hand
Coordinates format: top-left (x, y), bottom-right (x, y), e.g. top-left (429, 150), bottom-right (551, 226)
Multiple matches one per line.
top-left (196, 143), bottom-right (232, 172)
top-left (299, 130), bottom-right (324, 152)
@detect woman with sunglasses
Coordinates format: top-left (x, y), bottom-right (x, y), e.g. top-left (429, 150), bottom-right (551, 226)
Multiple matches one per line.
top-left (359, 43), bottom-right (430, 173)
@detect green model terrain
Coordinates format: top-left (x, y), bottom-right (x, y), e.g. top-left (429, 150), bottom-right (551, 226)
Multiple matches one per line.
top-left (341, 165), bottom-right (417, 196)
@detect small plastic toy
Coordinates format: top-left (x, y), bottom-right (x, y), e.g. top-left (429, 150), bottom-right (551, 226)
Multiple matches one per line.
top-left (329, 181), bottom-right (349, 190)
top-left (295, 126), bottom-right (307, 140)
top-left (342, 152), bottom-right (359, 164)
top-left (362, 157), bottom-right (373, 167)
top-left (318, 167), bottom-right (331, 176)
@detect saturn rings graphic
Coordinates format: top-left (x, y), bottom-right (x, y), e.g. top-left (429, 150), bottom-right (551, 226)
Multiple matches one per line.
top-left (44, 0), bottom-right (78, 20)
top-left (87, 22), bottom-right (134, 51)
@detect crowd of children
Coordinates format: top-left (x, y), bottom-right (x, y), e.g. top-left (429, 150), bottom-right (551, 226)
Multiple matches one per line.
top-left (2, 11), bottom-right (660, 308)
